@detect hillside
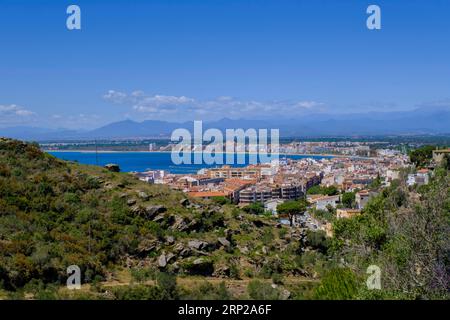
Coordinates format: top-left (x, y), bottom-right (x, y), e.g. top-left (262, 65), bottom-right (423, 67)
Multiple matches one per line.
top-left (1, 138), bottom-right (448, 300)
top-left (0, 138), bottom-right (322, 299)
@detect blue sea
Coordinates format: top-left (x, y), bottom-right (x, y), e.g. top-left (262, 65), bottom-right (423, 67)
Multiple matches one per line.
top-left (48, 151), bottom-right (333, 174)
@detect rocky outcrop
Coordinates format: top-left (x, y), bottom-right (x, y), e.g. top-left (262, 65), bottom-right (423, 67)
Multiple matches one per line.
top-left (179, 198), bottom-right (190, 207)
top-left (104, 164), bottom-right (120, 172)
top-left (127, 199), bottom-right (137, 206)
top-left (183, 258), bottom-right (214, 276)
top-left (188, 240), bottom-right (210, 251)
top-left (252, 219), bottom-right (270, 228)
top-left (137, 239), bottom-right (158, 256)
top-left (180, 248), bottom-right (191, 257)
top-left (166, 252), bottom-right (176, 264)
top-left (172, 217), bottom-right (189, 232)
top-left (187, 219), bottom-right (202, 232)
top-left (130, 205), bottom-right (143, 215)
top-left (217, 237), bottom-right (231, 249)
top-left (138, 191), bottom-right (150, 201)
top-left (158, 254), bottom-right (167, 268)
top-left (144, 205), bottom-right (167, 219)
top-left (212, 265), bottom-right (230, 278)
top-left (166, 236), bottom-right (175, 245)
top-left (237, 245), bottom-right (249, 254)
top-left (153, 214), bottom-right (165, 223)
top-left (279, 289), bottom-right (291, 300)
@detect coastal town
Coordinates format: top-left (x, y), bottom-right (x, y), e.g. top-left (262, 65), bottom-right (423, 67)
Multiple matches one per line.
top-left (128, 143), bottom-right (433, 235)
top-left (41, 139), bottom-right (385, 157)
top-left (2, 0), bottom-right (450, 305)
top-left (42, 139), bottom-right (449, 233)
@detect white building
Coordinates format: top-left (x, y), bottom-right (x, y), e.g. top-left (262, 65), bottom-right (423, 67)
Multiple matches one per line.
top-left (407, 174), bottom-right (416, 187)
top-left (386, 169), bottom-right (400, 182)
top-left (407, 169), bottom-right (430, 187)
top-left (308, 195), bottom-right (340, 211)
top-left (148, 143), bottom-right (157, 151)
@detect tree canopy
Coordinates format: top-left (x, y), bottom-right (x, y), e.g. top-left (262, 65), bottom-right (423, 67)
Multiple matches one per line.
top-left (408, 145), bottom-right (437, 168)
top-left (277, 200), bottom-right (308, 226)
top-left (341, 192), bottom-right (355, 208)
top-left (307, 185), bottom-right (338, 196)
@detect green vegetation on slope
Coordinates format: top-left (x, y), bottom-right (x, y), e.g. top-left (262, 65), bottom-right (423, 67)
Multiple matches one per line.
top-left (1, 138), bottom-right (448, 300)
top-left (329, 168), bottom-right (450, 299)
top-left (0, 138), bottom-right (326, 299)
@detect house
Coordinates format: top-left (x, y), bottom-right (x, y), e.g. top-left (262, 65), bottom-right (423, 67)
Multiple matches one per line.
top-left (264, 199), bottom-right (285, 216)
top-left (239, 185), bottom-right (272, 204)
top-left (271, 184), bottom-right (304, 200)
top-left (306, 194), bottom-right (323, 203)
top-left (407, 169), bottom-right (430, 187)
top-left (207, 165), bottom-right (261, 179)
top-left (320, 174), bottom-right (335, 187)
top-left (407, 174), bottom-right (416, 186)
top-left (432, 148), bottom-right (450, 165)
top-left (416, 169), bottom-right (430, 185)
top-left (355, 190), bottom-right (370, 209)
top-left (308, 194), bottom-right (340, 211)
top-left (133, 172), bottom-right (154, 184)
top-left (132, 170), bottom-right (167, 184)
top-left (386, 169), bottom-right (400, 182)
top-left (355, 190), bottom-right (378, 209)
top-left (223, 178), bottom-right (255, 203)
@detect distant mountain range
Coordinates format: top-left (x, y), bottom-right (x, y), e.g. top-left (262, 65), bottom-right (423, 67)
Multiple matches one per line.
top-left (1, 106), bottom-right (450, 141)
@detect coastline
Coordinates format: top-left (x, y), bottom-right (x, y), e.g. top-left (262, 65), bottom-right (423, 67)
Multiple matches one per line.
top-left (45, 149), bottom-right (369, 159)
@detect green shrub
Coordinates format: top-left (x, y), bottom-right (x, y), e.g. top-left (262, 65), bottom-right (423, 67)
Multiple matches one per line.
top-left (305, 230), bottom-right (330, 253)
top-left (271, 273), bottom-right (284, 285)
top-left (314, 268), bottom-right (359, 300)
top-left (180, 281), bottom-right (232, 300)
top-left (131, 267), bottom-right (157, 282)
top-left (110, 285), bottom-right (162, 300)
top-left (247, 280), bottom-right (280, 300)
top-left (211, 196), bottom-right (231, 205)
top-left (156, 272), bottom-right (178, 300)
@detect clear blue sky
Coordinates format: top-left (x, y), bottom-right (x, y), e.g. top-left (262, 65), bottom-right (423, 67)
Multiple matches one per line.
top-left (1, 0), bottom-right (449, 129)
